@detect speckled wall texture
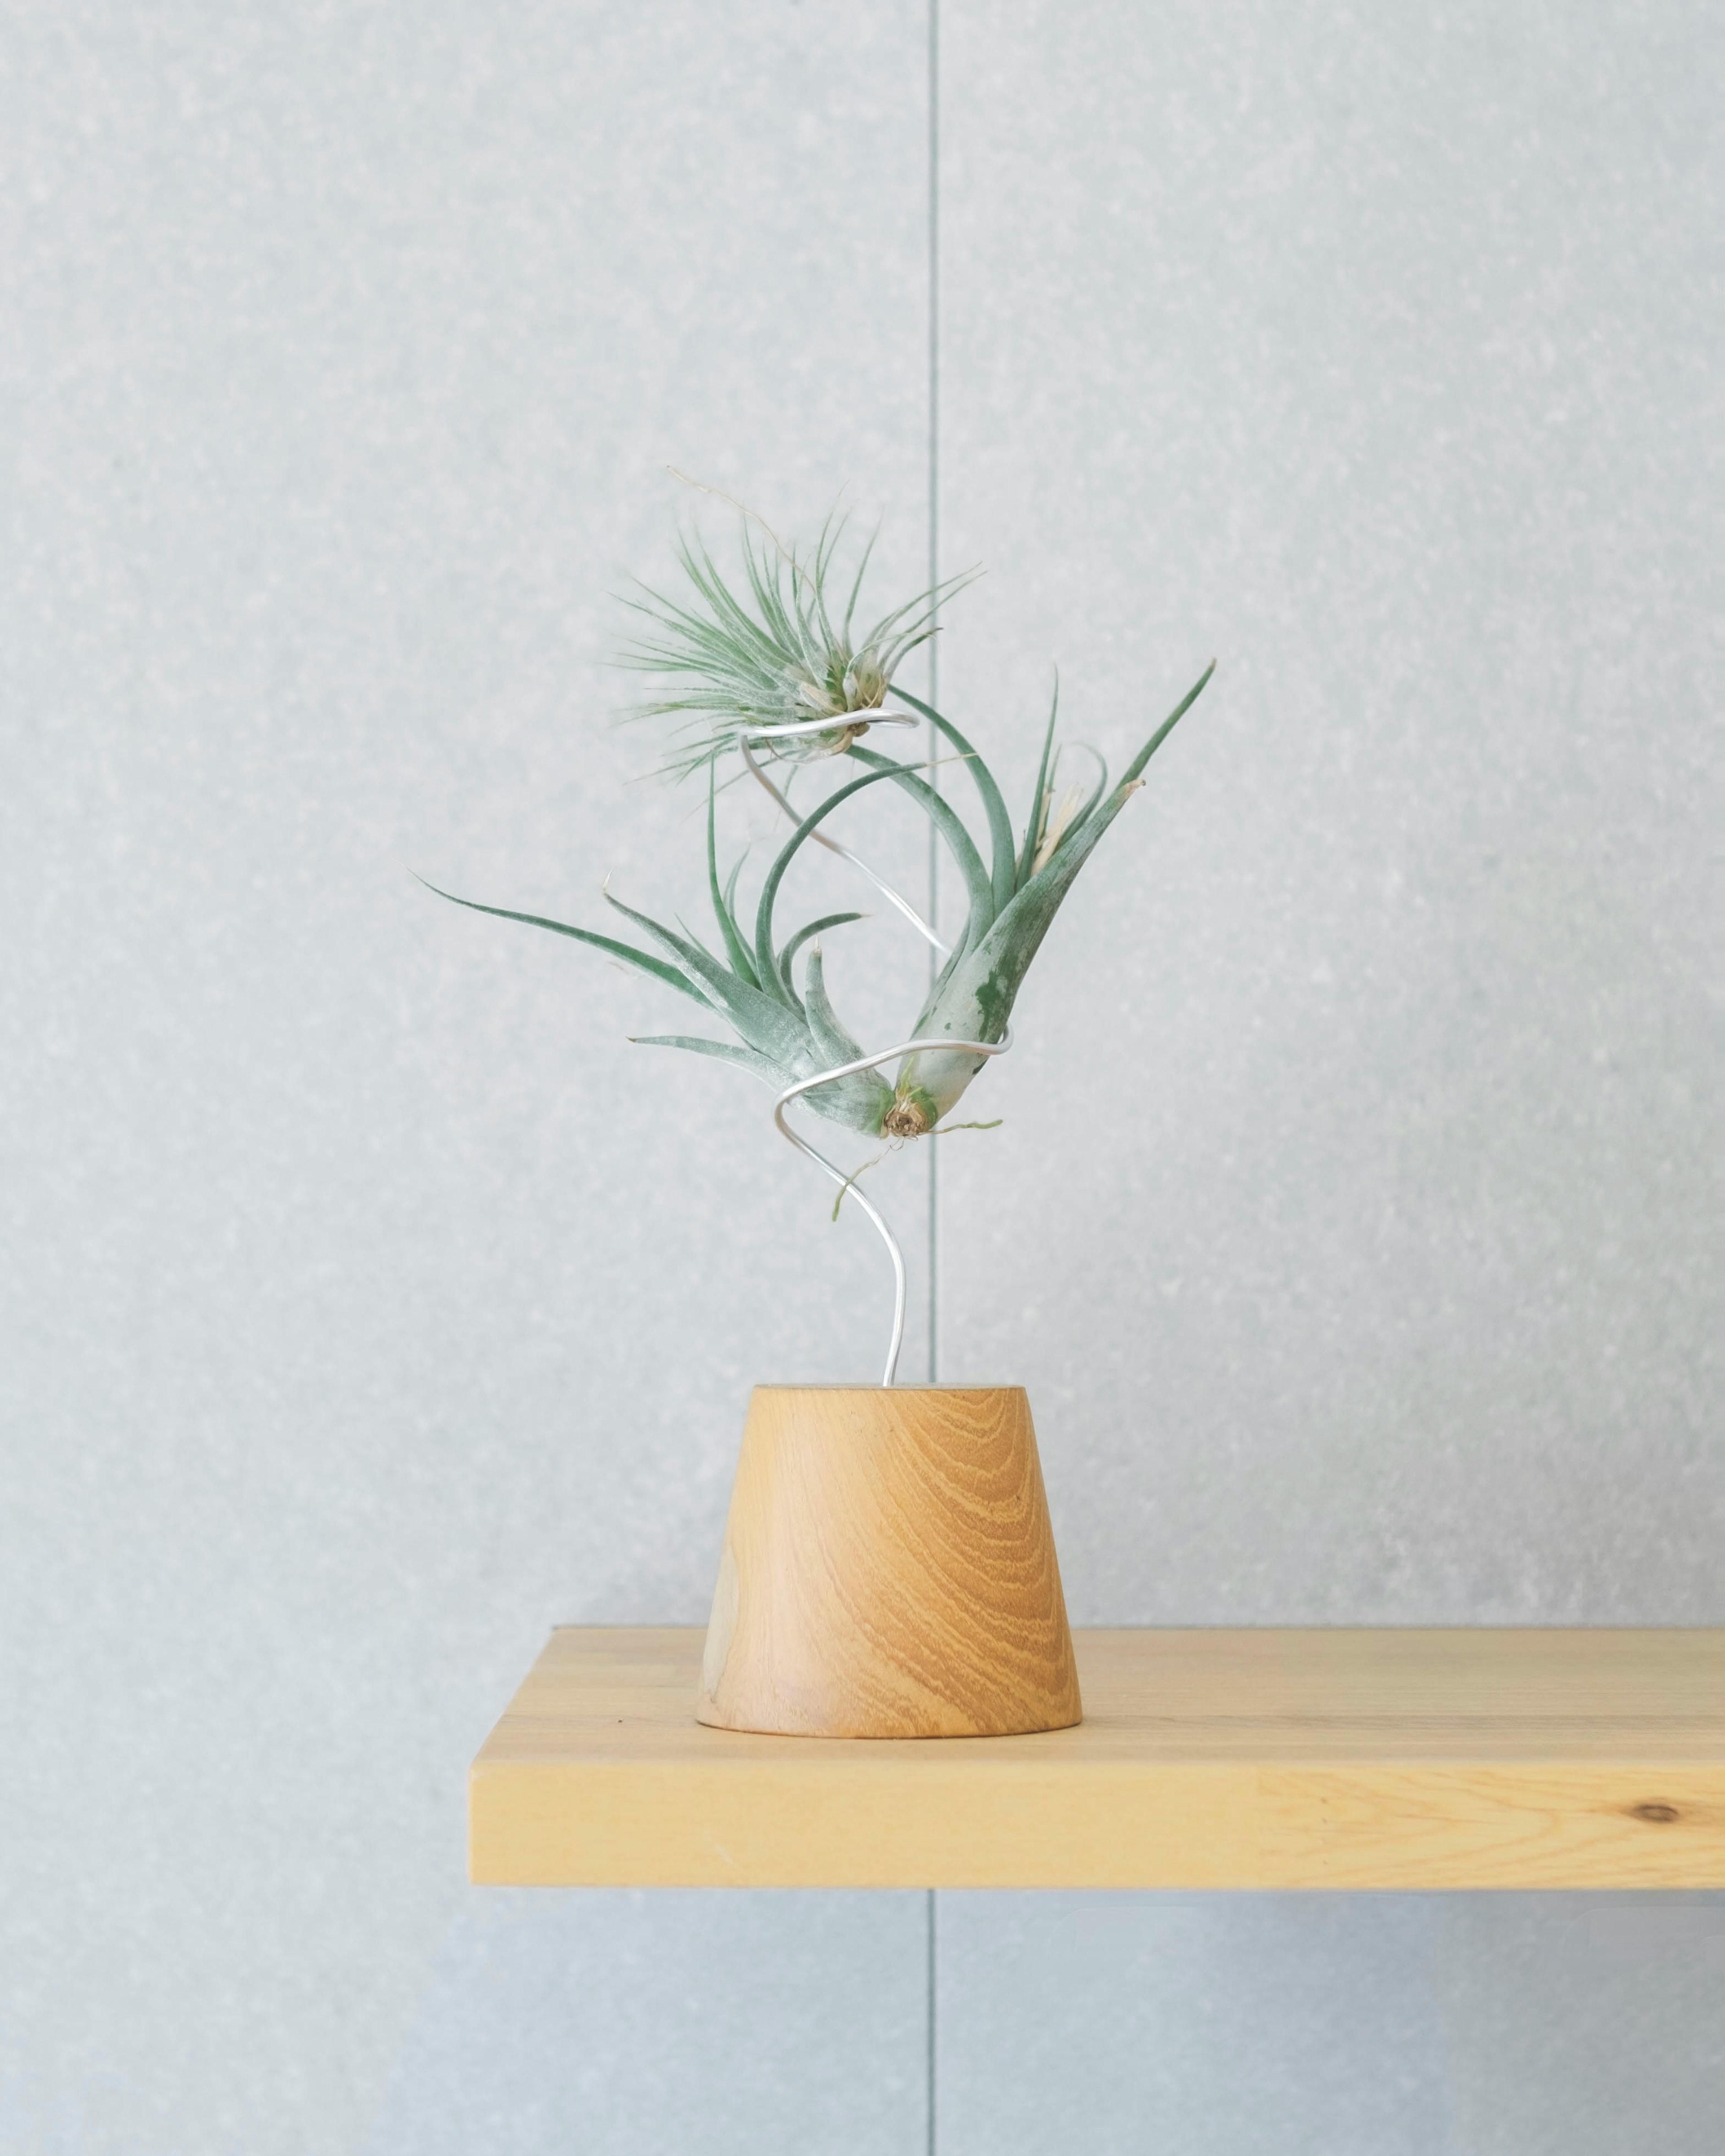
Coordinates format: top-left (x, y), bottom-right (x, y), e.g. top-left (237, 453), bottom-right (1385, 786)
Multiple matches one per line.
top-left (2, 4), bottom-right (1718, 2153)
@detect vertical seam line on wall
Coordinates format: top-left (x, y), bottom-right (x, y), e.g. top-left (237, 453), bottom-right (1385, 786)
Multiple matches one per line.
top-left (926, 1880), bottom-right (938, 2156)
top-left (926, 0), bottom-right (941, 1393)
top-left (926, 11), bottom-right (942, 2156)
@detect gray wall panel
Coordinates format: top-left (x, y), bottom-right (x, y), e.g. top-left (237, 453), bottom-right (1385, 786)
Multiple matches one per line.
top-left (367, 1891), bottom-right (927, 2156)
top-left (937, 1892), bottom-right (1725, 2156)
top-left (936, 0), bottom-right (1721, 1624)
top-left (0, 4), bottom-right (930, 2150)
top-left (938, 1893), bottom-right (1451, 2156)
top-left (4, 0), bottom-right (1720, 2149)
top-left (935, 2), bottom-right (1722, 2148)
top-left (1434, 1894), bottom-right (1725, 2155)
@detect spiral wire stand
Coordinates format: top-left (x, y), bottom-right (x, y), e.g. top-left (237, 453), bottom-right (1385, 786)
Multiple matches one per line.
top-left (743, 708), bottom-right (1009, 1386)
top-left (772, 1031), bottom-right (1012, 1387)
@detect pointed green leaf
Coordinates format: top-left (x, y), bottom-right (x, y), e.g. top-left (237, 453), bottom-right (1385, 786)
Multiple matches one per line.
top-left (798, 944), bottom-right (893, 1131)
top-left (842, 744), bottom-right (997, 954)
top-left (777, 910), bottom-right (865, 1000)
top-left (602, 887), bottom-right (812, 1065)
top-left (1016, 675), bottom-right (1061, 891)
top-left (1040, 745), bottom-right (1110, 864)
top-left (893, 661), bottom-right (1216, 1122)
top-left (706, 770), bottom-right (762, 989)
top-left (630, 1034), bottom-right (782, 1081)
top-left (887, 685), bottom-right (1018, 915)
top-left (752, 760), bottom-right (940, 995)
top-left (415, 875), bottom-right (710, 1006)
top-left (1118, 659), bottom-right (1215, 787)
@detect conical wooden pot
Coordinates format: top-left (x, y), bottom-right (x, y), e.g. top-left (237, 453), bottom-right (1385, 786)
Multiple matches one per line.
top-left (696, 1385), bottom-right (1083, 1738)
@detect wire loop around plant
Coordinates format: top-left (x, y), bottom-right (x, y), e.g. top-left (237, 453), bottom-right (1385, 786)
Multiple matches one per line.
top-left (773, 1029), bottom-right (1013, 1388)
top-left (741, 709), bottom-right (920, 743)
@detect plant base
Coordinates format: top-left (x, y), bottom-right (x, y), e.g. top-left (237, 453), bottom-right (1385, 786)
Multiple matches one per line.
top-left (696, 1386), bottom-right (1083, 1739)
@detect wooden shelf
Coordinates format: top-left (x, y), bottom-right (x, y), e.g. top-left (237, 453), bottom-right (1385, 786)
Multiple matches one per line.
top-left (470, 1627), bottom-right (1725, 1889)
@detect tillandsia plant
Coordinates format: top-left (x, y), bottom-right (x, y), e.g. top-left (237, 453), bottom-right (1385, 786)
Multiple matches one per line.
top-left (423, 504), bottom-right (1213, 1146)
top-left (617, 512), bottom-right (978, 777)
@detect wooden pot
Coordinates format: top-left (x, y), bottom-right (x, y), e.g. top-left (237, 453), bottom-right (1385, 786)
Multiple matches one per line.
top-left (696, 1385), bottom-right (1083, 1738)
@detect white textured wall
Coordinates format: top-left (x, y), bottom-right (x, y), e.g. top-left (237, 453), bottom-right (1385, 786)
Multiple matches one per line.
top-left (2, 3), bottom-right (1719, 2153)
top-left (938, 0), bottom-right (1721, 1628)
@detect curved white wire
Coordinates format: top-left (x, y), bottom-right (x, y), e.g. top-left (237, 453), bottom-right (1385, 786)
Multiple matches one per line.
top-left (742, 709), bottom-right (920, 742)
top-left (773, 1029), bottom-right (1013, 1387)
top-left (740, 733), bottom-right (951, 957)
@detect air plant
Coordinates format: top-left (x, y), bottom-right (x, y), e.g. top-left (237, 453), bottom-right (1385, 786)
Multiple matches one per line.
top-left (617, 511), bottom-right (977, 778)
top-left (423, 508), bottom-right (1212, 1148)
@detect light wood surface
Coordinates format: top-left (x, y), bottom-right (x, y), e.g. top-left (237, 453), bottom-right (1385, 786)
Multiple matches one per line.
top-left (471, 1626), bottom-right (1725, 1888)
top-left (695, 1387), bottom-right (1082, 1738)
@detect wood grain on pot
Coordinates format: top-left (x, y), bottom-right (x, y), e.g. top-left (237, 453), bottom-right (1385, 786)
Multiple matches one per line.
top-left (696, 1386), bottom-right (1083, 1738)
